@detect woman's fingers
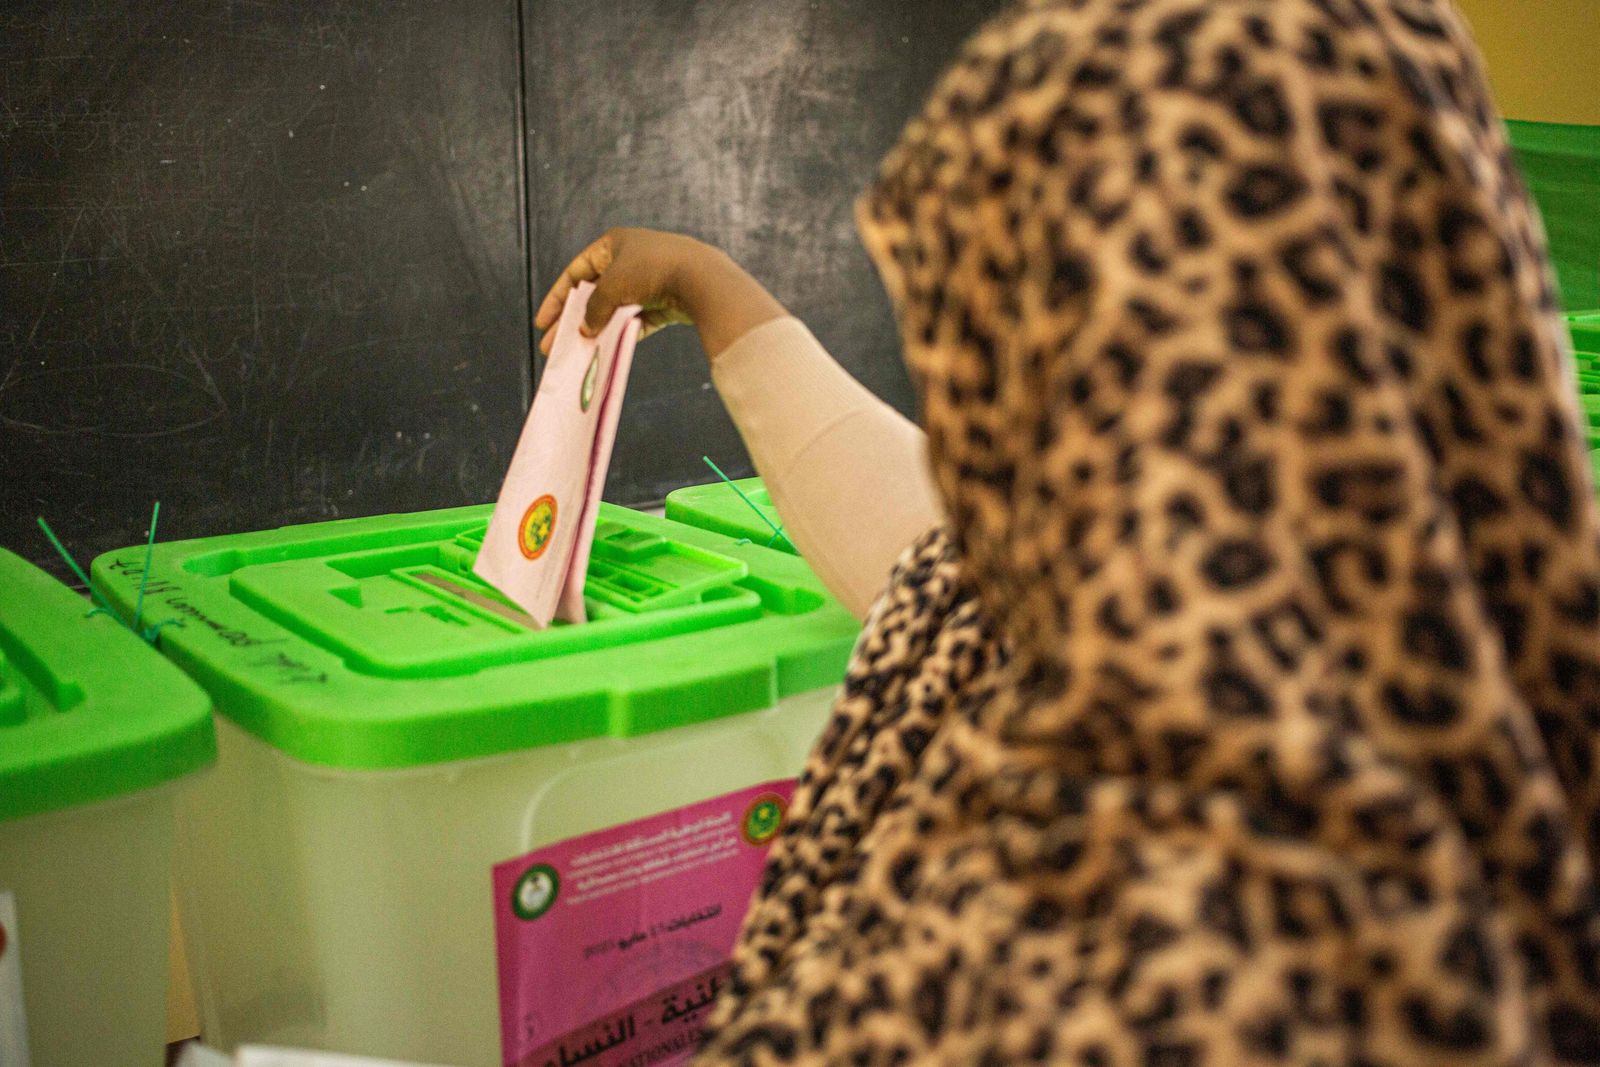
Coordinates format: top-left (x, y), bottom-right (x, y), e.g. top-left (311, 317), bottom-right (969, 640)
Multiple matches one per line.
top-left (582, 279), bottom-right (623, 337)
top-left (536, 236), bottom-right (619, 354)
top-left (534, 235), bottom-right (616, 331)
top-left (637, 307), bottom-right (688, 341)
top-left (583, 256), bottom-right (683, 337)
top-left (534, 228), bottom-right (697, 351)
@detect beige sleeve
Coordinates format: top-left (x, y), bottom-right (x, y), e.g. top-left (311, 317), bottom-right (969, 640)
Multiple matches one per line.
top-left (710, 316), bottom-right (944, 620)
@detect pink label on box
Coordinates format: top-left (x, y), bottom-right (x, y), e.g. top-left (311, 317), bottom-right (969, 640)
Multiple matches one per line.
top-left (492, 781), bottom-right (794, 1067)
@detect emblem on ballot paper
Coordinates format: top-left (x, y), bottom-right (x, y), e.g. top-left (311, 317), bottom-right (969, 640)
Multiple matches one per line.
top-left (474, 280), bottom-right (642, 628)
top-left (519, 496), bottom-right (558, 561)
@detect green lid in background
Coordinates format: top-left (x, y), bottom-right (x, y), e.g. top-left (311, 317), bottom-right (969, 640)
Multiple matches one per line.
top-left (1571, 308), bottom-right (1600, 490)
top-left (664, 478), bottom-right (797, 555)
top-left (89, 504), bottom-right (857, 771)
top-left (1506, 121), bottom-right (1600, 311)
top-left (1569, 312), bottom-right (1600, 355)
top-left (0, 550), bottom-right (215, 823)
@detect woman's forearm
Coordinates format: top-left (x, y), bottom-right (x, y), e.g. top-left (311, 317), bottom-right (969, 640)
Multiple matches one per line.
top-left (675, 246), bottom-right (790, 363)
top-left (670, 244), bottom-right (943, 615)
top-left (709, 317), bottom-right (944, 619)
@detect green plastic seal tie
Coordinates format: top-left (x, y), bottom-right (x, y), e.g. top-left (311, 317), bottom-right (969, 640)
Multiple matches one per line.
top-left (37, 502), bottom-right (182, 645)
top-left (701, 456), bottom-right (794, 552)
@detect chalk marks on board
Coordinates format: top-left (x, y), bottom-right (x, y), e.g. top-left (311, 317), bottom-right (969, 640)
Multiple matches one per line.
top-left (0, 362), bottom-right (229, 439)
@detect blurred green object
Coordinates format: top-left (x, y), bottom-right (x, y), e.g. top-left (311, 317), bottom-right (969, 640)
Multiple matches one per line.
top-left (1568, 313), bottom-right (1600, 354)
top-left (1507, 121), bottom-right (1600, 310)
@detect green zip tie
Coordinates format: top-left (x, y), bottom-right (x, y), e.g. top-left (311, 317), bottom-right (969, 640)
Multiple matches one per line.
top-left (143, 619), bottom-right (184, 641)
top-left (701, 456), bottom-right (794, 552)
top-left (37, 503), bottom-right (182, 644)
top-left (133, 501), bottom-right (160, 633)
top-left (36, 516), bottom-right (131, 632)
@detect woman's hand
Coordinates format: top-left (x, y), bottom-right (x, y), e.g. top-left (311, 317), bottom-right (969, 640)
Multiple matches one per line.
top-left (535, 228), bottom-right (788, 362)
top-left (535, 228), bottom-right (703, 354)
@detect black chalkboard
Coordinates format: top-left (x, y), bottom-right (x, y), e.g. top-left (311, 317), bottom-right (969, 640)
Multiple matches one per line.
top-left (524, 0), bottom-right (1005, 505)
top-left (1, 0), bottom-right (531, 576)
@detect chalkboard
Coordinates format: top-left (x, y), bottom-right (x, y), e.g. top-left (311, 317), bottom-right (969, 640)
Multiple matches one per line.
top-left (523, 0), bottom-right (1005, 505)
top-left (0, 0), bottom-right (530, 576)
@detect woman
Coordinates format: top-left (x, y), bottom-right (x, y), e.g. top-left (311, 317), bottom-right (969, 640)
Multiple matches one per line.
top-left (538, 0), bottom-right (1600, 1062)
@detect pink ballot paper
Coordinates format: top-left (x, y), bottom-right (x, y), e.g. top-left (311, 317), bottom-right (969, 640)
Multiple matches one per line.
top-left (475, 281), bottom-right (641, 627)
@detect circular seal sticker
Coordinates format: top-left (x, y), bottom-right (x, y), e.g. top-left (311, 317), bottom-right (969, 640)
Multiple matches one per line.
top-left (518, 495), bottom-right (557, 560)
top-left (580, 353), bottom-right (600, 412)
top-left (512, 863), bottom-right (560, 921)
top-left (741, 792), bottom-right (786, 845)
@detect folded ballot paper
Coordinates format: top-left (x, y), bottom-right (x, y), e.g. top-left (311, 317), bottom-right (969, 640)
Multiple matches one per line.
top-left (474, 281), bottom-right (642, 628)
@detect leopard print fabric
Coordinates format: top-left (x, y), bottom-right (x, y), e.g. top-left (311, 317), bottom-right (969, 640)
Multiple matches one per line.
top-left (693, 1), bottom-right (1600, 1064)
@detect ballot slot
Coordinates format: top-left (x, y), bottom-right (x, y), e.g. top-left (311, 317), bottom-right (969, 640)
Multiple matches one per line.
top-left (217, 519), bottom-right (767, 677)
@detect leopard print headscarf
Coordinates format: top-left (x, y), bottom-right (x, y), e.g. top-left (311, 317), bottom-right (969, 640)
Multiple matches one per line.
top-left (695, 1), bottom-right (1600, 1063)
